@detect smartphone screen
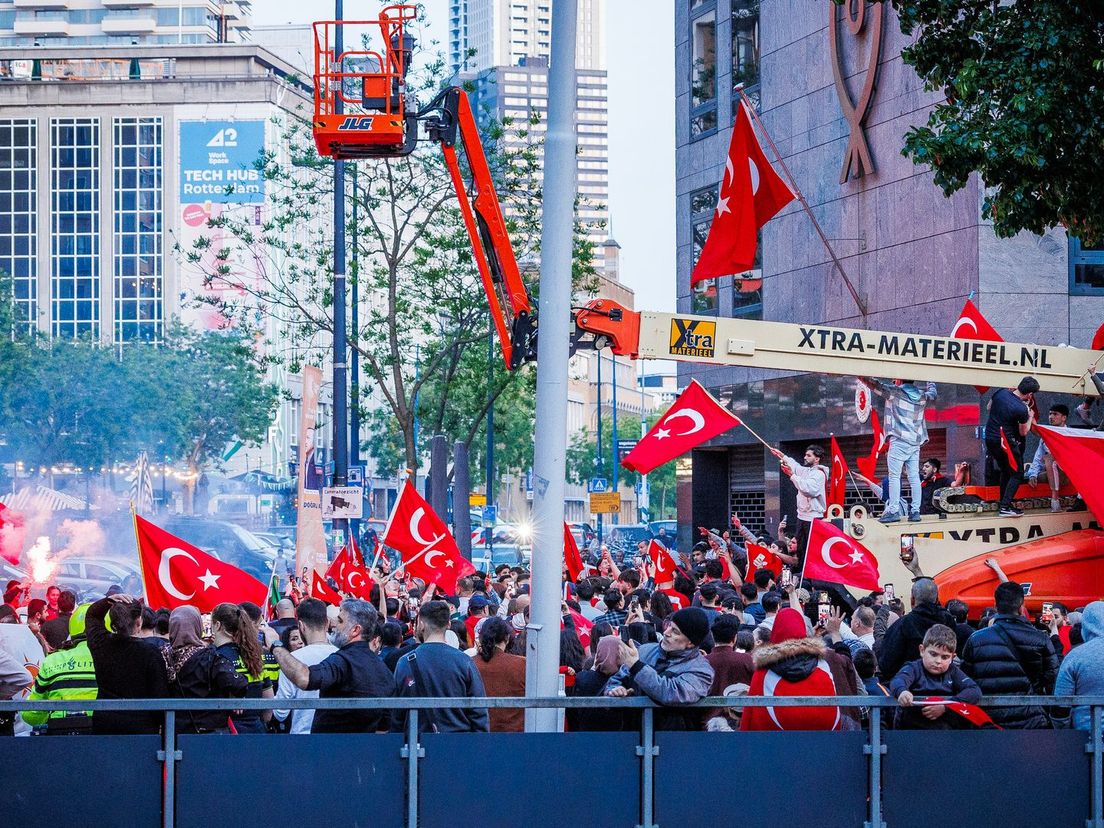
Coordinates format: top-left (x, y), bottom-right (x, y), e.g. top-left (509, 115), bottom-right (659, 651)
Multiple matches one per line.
top-left (1041, 602), bottom-right (1053, 622)
top-left (817, 604), bottom-right (830, 625)
top-left (781, 567), bottom-right (793, 588)
top-left (884, 583), bottom-right (895, 601)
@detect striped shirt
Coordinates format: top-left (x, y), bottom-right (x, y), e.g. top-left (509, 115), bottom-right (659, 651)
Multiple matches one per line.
top-left (866, 379), bottom-right (937, 447)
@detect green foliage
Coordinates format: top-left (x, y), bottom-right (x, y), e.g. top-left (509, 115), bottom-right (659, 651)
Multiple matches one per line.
top-left (885, 0), bottom-right (1104, 242)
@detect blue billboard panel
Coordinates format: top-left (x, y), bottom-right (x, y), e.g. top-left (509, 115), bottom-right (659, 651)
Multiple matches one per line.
top-left (179, 120), bottom-right (265, 203)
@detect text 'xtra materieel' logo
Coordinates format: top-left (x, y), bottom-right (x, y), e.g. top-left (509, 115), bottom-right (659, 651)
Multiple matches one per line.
top-left (669, 319), bottom-right (717, 358)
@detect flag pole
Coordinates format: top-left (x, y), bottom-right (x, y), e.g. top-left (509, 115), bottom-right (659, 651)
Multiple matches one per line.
top-left (129, 501), bottom-right (150, 600)
top-left (738, 420), bottom-right (775, 452)
top-left (736, 87), bottom-right (867, 317)
top-left (380, 534), bottom-right (446, 585)
top-left (263, 554), bottom-right (280, 622)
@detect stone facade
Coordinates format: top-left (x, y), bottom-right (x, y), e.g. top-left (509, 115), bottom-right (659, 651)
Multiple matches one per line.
top-left (673, 0), bottom-right (1090, 545)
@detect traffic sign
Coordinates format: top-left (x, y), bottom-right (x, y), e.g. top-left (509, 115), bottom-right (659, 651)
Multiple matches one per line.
top-left (347, 465), bottom-right (365, 485)
top-left (482, 505), bottom-right (497, 524)
top-left (617, 439), bottom-right (637, 457)
top-left (588, 477), bottom-right (608, 493)
top-left (589, 492), bottom-right (620, 514)
top-left (322, 485), bottom-right (364, 518)
top-left (470, 493), bottom-right (487, 507)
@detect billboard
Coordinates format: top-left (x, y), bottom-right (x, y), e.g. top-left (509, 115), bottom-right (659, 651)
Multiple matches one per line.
top-left (179, 120), bottom-right (265, 204)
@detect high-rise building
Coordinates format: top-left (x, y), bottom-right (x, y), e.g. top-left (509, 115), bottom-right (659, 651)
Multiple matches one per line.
top-left (450, 0), bottom-right (609, 246)
top-left (449, 0), bottom-right (604, 73)
top-left (0, 1), bottom-right (252, 47)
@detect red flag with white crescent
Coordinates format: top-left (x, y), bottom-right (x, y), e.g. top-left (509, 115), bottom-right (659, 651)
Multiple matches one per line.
top-left (745, 542), bottom-right (783, 579)
top-left (382, 481), bottom-right (474, 594)
top-left (325, 543), bottom-right (375, 600)
top-left (647, 539), bottom-right (677, 582)
top-left (828, 435), bottom-right (848, 509)
top-left (913, 698), bottom-right (1000, 729)
top-left (951, 299), bottom-right (1003, 393)
top-left (622, 380), bottom-right (742, 475)
top-left (802, 519), bottom-right (881, 591)
top-left (134, 515), bottom-right (268, 612)
top-left (309, 569), bottom-right (342, 606)
top-left (691, 99), bottom-right (795, 284)
top-left (856, 409), bottom-right (888, 481)
top-left (999, 427), bottom-right (1019, 472)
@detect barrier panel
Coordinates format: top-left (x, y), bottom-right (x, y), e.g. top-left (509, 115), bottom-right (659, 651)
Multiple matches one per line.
top-left (1, 696), bottom-right (1101, 828)
top-left (883, 729), bottom-right (1092, 828)
top-left (1, 734), bottom-right (162, 826)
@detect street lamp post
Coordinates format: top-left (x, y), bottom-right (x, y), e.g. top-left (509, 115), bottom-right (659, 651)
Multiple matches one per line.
top-left (595, 350), bottom-right (603, 545)
top-left (331, 0), bottom-right (350, 550)
top-left (350, 161), bottom-right (361, 534)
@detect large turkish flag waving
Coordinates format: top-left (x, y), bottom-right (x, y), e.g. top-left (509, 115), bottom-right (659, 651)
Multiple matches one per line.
top-left (803, 519), bottom-right (881, 591)
top-left (382, 481), bottom-right (475, 594)
top-left (691, 99), bottom-right (795, 285)
top-left (325, 542), bottom-right (374, 600)
top-left (135, 515), bottom-right (268, 612)
top-left (1036, 426), bottom-right (1104, 522)
top-left (622, 380), bottom-right (743, 475)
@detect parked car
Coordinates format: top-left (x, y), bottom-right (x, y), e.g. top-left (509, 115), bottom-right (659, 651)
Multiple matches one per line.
top-left (471, 543), bottom-right (525, 572)
top-left (161, 518), bottom-right (284, 582)
top-left (648, 520), bottom-right (678, 544)
top-left (51, 557), bottom-right (143, 601)
top-left (606, 523), bottom-right (653, 548)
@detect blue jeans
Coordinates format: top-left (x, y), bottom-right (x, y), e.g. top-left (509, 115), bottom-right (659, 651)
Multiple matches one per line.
top-left (886, 439), bottom-right (921, 516)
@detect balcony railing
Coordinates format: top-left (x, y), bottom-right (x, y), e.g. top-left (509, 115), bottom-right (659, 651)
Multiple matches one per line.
top-left (2, 694), bottom-right (1101, 828)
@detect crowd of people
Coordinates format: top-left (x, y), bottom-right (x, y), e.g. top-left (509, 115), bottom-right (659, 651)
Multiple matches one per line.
top-left (1, 371), bottom-right (1101, 736)
top-left (1, 520), bottom-right (1101, 737)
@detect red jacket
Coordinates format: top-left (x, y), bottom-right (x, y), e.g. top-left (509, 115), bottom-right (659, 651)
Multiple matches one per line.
top-left (740, 636), bottom-right (841, 731)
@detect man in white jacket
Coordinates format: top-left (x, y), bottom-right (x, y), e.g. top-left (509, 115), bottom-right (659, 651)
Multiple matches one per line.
top-left (770, 444), bottom-right (828, 567)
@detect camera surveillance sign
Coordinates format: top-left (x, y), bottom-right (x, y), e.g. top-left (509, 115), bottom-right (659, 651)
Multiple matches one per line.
top-left (322, 486), bottom-right (364, 519)
top-left (180, 121), bottom-right (265, 203)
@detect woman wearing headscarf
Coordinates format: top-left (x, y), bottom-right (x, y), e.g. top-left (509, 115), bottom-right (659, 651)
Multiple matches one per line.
top-left (568, 635), bottom-right (629, 731)
top-left (163, 606), bottom-right (248, 734)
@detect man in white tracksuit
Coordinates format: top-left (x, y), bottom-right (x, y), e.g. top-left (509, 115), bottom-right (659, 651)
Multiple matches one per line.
top-left (770, 444), bottom-right (828, 567)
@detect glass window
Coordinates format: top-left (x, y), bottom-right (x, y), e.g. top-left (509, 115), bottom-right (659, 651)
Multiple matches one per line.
top-left (731, 1), bottom-right (760, 92)
top-left (113, 117), bottom-right (163, 344)
top-left (1070, 237), bottom-right (1104, 294)
top-left (52, 118), bottom-right (100, 339)
top-left (690, 4), bottom-right (717, 141)
top-left (0, 119), bottom-right (37, 332)
top-left (690, 185), bottom-right (719, 314)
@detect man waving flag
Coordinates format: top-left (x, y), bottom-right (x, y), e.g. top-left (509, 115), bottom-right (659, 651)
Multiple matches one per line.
top-left (382, 481), bottom-right (475, 593)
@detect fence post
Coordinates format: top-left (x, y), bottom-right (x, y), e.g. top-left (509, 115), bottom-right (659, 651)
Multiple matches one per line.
top-left (637, 706), bottom-right (657, 828)
top-left (158, 710), bottom-right (180, 828)
top-left (864, 707), bottom-right (885, 828)
top-left (1089, 705), bottom-right (1103, 828)
top-left (402, 709), bottom-right (423, 828)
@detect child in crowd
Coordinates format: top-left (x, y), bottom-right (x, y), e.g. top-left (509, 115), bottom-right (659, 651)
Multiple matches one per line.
top-left (889, 624), bottom-right (980, 729)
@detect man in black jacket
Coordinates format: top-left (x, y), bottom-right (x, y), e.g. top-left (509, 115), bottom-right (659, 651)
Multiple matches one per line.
top-left (960, 581), bottom-right (1058, 729)
top-left (875, 578), bottom-right (954, 681)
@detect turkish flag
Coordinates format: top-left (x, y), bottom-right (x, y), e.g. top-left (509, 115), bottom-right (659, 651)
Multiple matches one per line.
top-left (564, 523), bottom-right (585, 582)
top-left (691, 99), bottom-right (795, 285)
top-left (134, 515), bottom-right (268, 612)
top-left (658, 587), bottom-right (688, 611)
top-left (326, 543), bottom-right (375, 600)
top-left (746, 542), bottom-right (783, 579)
top-left (0, 502), bottom-right (26, 565)
top-left (309, 569), bottom-right (341, 606)
top-left (828, 435), bottom-right (848, 508)
top-left (622, 380), bottom-right (743, 475)
top-left (803, 519), bottom-right (881, 591)
top-left (998, 427), bottom-right (1020, 472)
top-left (856, 409), bottom-right (888, 481)
top-left (1036, 426), bottom-right (1104, 522)
top-left (382, 481), bottom-right (475, 594)
top-left (914, 698), bottom-right (999, 729)
top-left (951, 299), bottom-right (1003, 393)
top-left (648, 539), bottom-right (677, 582)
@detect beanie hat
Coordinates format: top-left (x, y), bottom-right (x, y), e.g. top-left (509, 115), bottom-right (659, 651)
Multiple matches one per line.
top-left (670, 607), bottom-right (710, 648)
top-left (770, 607), bottom-right (808, 644)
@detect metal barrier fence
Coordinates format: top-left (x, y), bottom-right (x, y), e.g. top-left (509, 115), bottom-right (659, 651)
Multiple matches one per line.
top-left (1, 694), bottom-right (1101, 828)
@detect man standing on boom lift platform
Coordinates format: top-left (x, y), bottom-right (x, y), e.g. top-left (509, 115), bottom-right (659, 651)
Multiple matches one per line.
top-left (985, 376), bottom-right (1039, 517)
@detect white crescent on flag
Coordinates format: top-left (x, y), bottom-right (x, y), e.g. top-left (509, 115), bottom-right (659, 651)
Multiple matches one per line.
top-left (348, 569), bottom-right (365, 590)
top-left (409, 508), bottom-right (436, 547)
top-left (663, 407), bottom-right (706, 437)
top-left (423, 549), bottom-right (445, 568)
top-left (820, 537), bottom-right (849, 569)
top-left (951, 317), bottom-right (978, 338)
top-left (159, 547), bottom-right (197, 600)
top-left (749, 157), bottom-right (760, 195)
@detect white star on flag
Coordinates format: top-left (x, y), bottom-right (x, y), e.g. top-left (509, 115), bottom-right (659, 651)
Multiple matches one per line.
top-left (849, 550), bottom-right (864, 564)
top-left (715, 195), bottom-right (730, 216)
top-left (198, 569), bottom-right (220, 591)
top-left (654, 428), bottom-right (671, 441)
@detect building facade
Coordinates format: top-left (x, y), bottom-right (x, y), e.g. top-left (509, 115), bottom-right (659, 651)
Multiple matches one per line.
top-left (0, 44), bottom-right (326, 498)
top-left (674, 0), bottom-right (1099, 547)
top-left (0, 1), bottom-right (251, 46)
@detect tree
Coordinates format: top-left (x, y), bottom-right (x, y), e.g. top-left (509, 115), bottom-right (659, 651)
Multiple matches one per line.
top-left (180, 38), bottom-right (600, 486)
top-left (886, 0), bottom-right (1104, 242)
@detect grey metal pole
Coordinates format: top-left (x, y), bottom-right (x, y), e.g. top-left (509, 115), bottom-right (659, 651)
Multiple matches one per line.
top-left (403, 709), bottom-right (422, 828)
top-left (430, 434), bottom-right (448, 521)
top-left (611, 353), bottom-right (618, 520)
top-left (638, 706), bottom-right (657, 828)
top-left (866, 703), bottom-right (886, 828)
top-left (161, 710), bottom-right (177, 828)
top-left (454, 441), bottom-right (472, 561)
top-left (350, 161), bottom-right (361, 537)
top-left (596, 351), bottom-right (603, 544)
top-left (485, 317), bottom-right (495, 559)
top-left (331, 0), bottom-right (349, 549)
top-left (524, 0), bottom-right (577, 733)
top-left (639, 364), bottom-right (649, 522)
